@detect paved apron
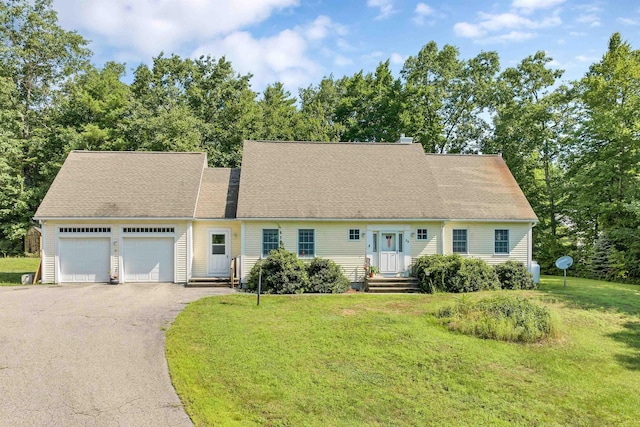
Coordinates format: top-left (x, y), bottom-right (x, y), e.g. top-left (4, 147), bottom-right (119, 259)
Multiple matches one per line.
top-left (0, 283), bottom-right (235, 426)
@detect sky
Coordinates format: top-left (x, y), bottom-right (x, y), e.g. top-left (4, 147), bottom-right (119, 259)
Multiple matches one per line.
top-left (51, 0), bottom-right (640, 94)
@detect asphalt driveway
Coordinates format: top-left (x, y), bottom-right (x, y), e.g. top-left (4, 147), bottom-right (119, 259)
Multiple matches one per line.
top-left (0, 283), bottom-right (235, 426)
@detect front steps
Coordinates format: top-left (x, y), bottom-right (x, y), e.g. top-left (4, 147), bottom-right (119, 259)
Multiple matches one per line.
top-left (186, 277), bottom-right (239, 288)
top-left (365, 276), bottom-right (421, 293)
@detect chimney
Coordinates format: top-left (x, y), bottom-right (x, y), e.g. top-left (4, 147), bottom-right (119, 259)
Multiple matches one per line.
top-left (398, 133), bottom-right (413, 144)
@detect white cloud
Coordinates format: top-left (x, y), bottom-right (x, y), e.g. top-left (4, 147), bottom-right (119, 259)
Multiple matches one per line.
top-left (454, 11), bottom-right (561, 41)
top-left (413, 3), bottom-right (434, 25)
top-left (617, 17), bottom-right (639, 25)
top-left (512, 0), bottom-right (565, 13)
top-left (367, 0), bottom-right (397, 20)
top-left (299, 15), bottom-right (348, 41)
top-left (569, 31), bottom-right (587, 36)
top-left (192, 29), bottom-right (319, 91)
top-left (576, 14), bottom-right (601, 27)
top-left (390, 52), bottom-right (404, 64)
top-left (334, 54), bottom-right (353, 66)
top-left (575, 54), bottom-right (599, 62)
top-left (53, 0), bottom-right (300, 58)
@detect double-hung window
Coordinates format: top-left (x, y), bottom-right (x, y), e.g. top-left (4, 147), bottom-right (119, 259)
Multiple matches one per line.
top-left (452, 229), bottom-right (468, 254)
top-left (262, 229), bottom-right (279, 257)
top-left (495, 229), bottom-right (509, 254)
top-left (298, 229), bottom-right (315, 257)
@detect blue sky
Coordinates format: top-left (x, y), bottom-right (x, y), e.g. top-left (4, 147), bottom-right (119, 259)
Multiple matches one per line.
top-left (52, 0), bottom-right (640, 93)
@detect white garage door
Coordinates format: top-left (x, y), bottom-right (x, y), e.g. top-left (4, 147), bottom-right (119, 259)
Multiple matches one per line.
top-left (59, 238), bottom-right (110, 283)
top-left (123, 238), bottom-right (174, 282)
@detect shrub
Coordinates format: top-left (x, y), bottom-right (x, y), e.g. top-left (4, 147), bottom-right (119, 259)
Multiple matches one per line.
top-left (456, 258), bottom-right (501, 292)
top-left (307, 257), bottom-right (350, 293)
top-left (411, 254), bottom-right (463, 293)
top-left (411, 255), bottom-right (499, 293)
top-left (436, 295), bottom-right (558, 343)
top-left (494, 260), bottom-right (536, 290)
top-left (246, 248), bottom-right (310, 294)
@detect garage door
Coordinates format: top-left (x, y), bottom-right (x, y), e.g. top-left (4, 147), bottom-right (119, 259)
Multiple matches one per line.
top-left (59, 238), bottom-right (110, 283)
top-left (123, 238), bottom-right (174, 282)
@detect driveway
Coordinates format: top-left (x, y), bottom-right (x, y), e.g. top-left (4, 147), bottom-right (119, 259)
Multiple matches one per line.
top-left (0, 283), bottom-right (235, 426)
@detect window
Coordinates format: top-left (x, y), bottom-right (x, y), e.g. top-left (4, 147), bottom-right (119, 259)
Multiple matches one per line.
top-left (262, 229), bottom-right (279, 256)
top-left (298, 229), bottom-right (315, 257)
top-left (59, 227), bottom-right (111, 233)
top-left (399, 233), bottom-right (403, 252)
top-left (122, 227), bottom-right (174, 233)
top-left (495, 229), bottom-right (509, 254)
top-left (372, 232), bottom-right (378, 253)
top-left (211, 234), bottom-right (226, 255)
top-left (348, 229), bottom-right (360, 240)
top-left (452, 229), bottom-right (468, 253)
top-left (417, 229), bottom-right (428, 240)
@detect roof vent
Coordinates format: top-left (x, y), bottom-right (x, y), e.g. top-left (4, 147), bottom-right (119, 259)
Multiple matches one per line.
top-left (398, 134), bottom-right (413, 144)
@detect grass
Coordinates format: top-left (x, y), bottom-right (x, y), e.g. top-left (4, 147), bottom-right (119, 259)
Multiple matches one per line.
top-left (0, 257), bottom-right (40, 286)
top-left (166, 275), bottom-right (640, 426)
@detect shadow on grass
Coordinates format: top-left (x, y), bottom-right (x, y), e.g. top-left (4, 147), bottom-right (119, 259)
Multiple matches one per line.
top-left (0, 272), bottom-right (28, 284)
top-left (537, 276), bottom-right (640, 317)
top-left (608, 322), bottom-right (640, 371)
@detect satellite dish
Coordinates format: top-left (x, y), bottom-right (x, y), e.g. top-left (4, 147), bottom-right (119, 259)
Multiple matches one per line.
top-left (555, 256), bottom-right (573, 270)
top-left (555, 255), bottom-right (574, 288)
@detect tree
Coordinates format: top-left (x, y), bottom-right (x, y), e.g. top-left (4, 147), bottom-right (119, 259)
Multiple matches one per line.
top-left (334, 60), bottom-right (403, 142)
top-left (568, 33), bottom-right (640, 281)
top-left (485, 51), bottom-right (574, 271)
top-left (401, 42), bottom-right (499, 153)
top-left (0, 0), bottom-right (90, 253)
top-left (297, 76), bottom-right (344, 141)
top-left (257, 82), bottom-right (298, 141)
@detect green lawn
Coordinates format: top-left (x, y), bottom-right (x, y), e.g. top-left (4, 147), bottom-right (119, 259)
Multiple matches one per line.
top-left (167, 276), bottom-right (640, 426)
top-left (0, 257), bottom-right (40, 286)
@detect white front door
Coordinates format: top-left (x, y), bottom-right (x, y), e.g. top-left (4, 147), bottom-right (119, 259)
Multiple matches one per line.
top-left (208, 229), bottom-right (230, 276)
top-left (379, 232), bottom-right (398, 273)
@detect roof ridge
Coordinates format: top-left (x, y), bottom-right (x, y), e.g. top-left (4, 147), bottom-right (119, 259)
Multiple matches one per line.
top-left (245, 140), bottom-right (416, 146)
top-left (70, 150), bottom-right (206, 155)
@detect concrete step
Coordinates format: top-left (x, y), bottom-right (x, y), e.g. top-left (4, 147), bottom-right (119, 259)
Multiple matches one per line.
top-left (367, 286), bottom-right (422, 293)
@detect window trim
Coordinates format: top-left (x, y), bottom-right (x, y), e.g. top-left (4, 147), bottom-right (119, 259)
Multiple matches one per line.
top-left (348, 229), bottom-right (361, 241)
top-left (262, 229), bottom-right (279, 257)
top-left (416, 228), bottom-right (428, 240)
top-left (297, 229), bottom-right (315, 258)
top-left (452, 229), bottom-right (468, 254)
top-left (494, 229), bottom-right (510, 255)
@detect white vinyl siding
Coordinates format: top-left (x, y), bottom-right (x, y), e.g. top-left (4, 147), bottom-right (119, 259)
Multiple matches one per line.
top-left (443, 222), bottom-right (531, 265)
top-left (192, 220), bottom-right (241, 278)
top-left (243, 221), bottom-right (368, 282)
top-left (41, 219), bottom-right (189, 284)
top-left (410, 223), bottom-right (441, 260)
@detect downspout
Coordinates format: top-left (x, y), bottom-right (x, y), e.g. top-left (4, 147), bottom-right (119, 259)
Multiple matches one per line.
top-left (40, 220), bottom-right (46, 283)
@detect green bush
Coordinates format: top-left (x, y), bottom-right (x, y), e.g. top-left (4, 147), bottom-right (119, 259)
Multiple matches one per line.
top-left (494, 260), bottom-right (536, 290)
top-left (411, 255), bottom-right (499, 293)
top-left (436, 295), bottom-right (558, 343)
top-left (307, 257), bottom-right (350, 293)
top-left (246, 248), bottom-right (310, 294)
top-left (456, 258), bottom-right (501, 292)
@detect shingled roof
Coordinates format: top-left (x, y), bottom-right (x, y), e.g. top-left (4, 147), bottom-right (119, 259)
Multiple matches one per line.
top-left (236, 140), bottom-right (537, 221)
top-left (195, 168), bottom-right (240, 219)
top-left (34, 151), bottom-right (207, 219)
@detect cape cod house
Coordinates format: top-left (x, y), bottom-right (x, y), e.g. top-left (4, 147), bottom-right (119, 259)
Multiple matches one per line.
top-left (34, 139), bottom-right (538, 286)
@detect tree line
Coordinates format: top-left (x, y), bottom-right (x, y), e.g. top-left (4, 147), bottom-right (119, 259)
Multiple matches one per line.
top-left (1, 0), bottom-right (638, 283)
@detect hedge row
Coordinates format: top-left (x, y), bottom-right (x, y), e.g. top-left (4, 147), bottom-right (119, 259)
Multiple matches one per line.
top-left (410, 255), bottom-right (535, 293)
top-left (246, 248), bottom-right (350, 294)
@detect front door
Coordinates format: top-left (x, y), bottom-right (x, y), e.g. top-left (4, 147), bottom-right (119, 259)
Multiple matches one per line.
top-left (208, 229), bottom-right (230, 276)
top-left (379, 232), bottom-right (398, 273)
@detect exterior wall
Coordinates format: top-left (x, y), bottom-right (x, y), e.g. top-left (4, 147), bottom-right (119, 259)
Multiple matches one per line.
top-left (40, 219), bottom-right (189, 283)
top-left (442, 221), bottom-right (533, 266)
top-left (409, 222), bottom-right (443, 260)
top-left (192, 220), bottom-right (242, 277)
top-left (243, 221), bottom-right (369, 282)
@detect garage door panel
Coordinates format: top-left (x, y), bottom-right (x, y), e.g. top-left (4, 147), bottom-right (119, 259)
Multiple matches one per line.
top-left (123, 238), bottom-right (174, 282)
top-left (59, 238), bottom-right (110, 283)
